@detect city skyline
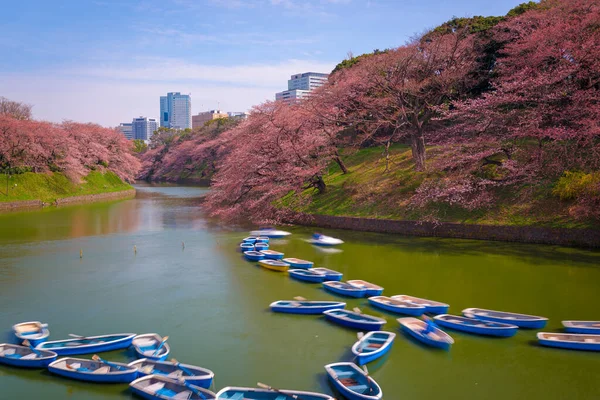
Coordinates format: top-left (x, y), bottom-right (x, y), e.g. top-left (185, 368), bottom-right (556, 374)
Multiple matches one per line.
top-left (0, 0), bottom-right (527, 127)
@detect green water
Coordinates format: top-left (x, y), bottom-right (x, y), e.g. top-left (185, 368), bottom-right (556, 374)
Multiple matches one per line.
top-left (1, 184), bottom-right (599, 399)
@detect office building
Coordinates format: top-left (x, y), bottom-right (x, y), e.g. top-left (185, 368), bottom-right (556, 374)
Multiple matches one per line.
top-left (275, 72), bottom-right (329, 103)
top-left (160, 92), bottom-right (192, 129)
top-left (117, 122), bottom-right (133, 140)
top-left (227, 111), bottom-right (248, 120)
top-left (192, 109), bottom-right (228, 129)
top-left (132, 117), bottom-right (158, 141)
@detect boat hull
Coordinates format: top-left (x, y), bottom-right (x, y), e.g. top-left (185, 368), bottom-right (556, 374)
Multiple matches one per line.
top-left (464, 308), bottom-right (547, 329)
top-left (313, 268), bottom-right (343, 281)
top-left (324, 310), bottom-right (385, 331)
top-left (132, 334), bottom-right (171, 361)
top-left (562, 321), bottom-right (600, 334)
top-left (130, 375), bottom-right (216, 399)
top-left (434, 315), bottom-right (518, 337)
top-left (216, 386), bottom-right (333, 400)
top-left (288, 269), bottom-right (326, 283)
top-left (351, 332), bottom-right (396, 365)
top-left (250, 229), bottom-right (291, 238)
top-left (323, 282), bottom-right (366, 298)
top-left (12, 321), bottom-right (50, 347)
top-left (368, 297), bottom-right (425, 316)
top-left (258, 260), bottom-right (289, 272)
top-left (36, 334), bottom-right (136, 355)
top-left (398, 318), bottom-right (454, 350)
top-left (348, 281), bottom-right (383, 296)
top-left (392, 295), bottom-right (449, 314)
top-left (254, 243), bottom-right (269, 251)
top-left (243, 251), bottom-right (265, 261)
top-left (48, 358), bottom-right (137, 383)
top-left (270, 301), bottom-right (346, 314)
top-left (538, 333), bottom-right (600, 352)
top-left (0, 344), bottom-right (57, 368)
top-left (325, 362), bottom-right (382, 400)
top-left (282, 258), bottom-right (314, 269)
top-left (129, 359), bottom-right (214, 388)
top-left (259, 251), bottom-right (283, 260)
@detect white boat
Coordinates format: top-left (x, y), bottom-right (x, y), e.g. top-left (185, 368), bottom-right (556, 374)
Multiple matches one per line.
top-left (250, 228), bottom-right (291, 238)
top-left (309, 233), bottom-right (344, 246)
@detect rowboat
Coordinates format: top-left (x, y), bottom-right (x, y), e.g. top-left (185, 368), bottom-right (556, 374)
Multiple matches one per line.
top-left (36, 333), bottom-right (136, 355)
top-left (254, 243), bottom-right (269, 251)
top-left (312, 268), bottom-right (343, 281)
top-left (132, 334), bottom-right (171, 361)
top-left (48, 357), bottom-right (138, 383)
top-left (250, 228), bottom-right (291, 238)
top-left (288, 269), bottom-right (326, 283)
top-left (282, 258), bottom-right (314, 269)
top-left (325, 362), bottom-right (382, 400)
top-left (537, 332), bottom-right (600, 352)
top-left (130, 375), bottom-right (216, 399)
top-left (351, 331), bottom-right (396, 365)
top-left (323, 281), bottom-right (367, 298)
top-left (397, 317), bottom-right (454, 350)
top-left (309, 233), bottom-right (344, 247)
top-left (255, 236), bottom-right (270, 243)
top-left (463, 307), bottom-right (548, 329)
top-left (240, 243), bottom-right (254, 252)
top-left (129, 358), bottom-right (214, 388)
top-left (324, 309), bottom-right (386, 331)
top-left (270, 300), bottom-right (346, 314)
top-left (391, 295), bottom-right (449, 314)
top-left (0, 343), bottom-right (57, 368)
top-left (433, 314), bottom-right (518, 337)
top-left (367, 296), bottom-right (426, 316)
top-left (348, 280), bottom-right (384, 296)
top-left (258, 259), bottom-right (290, 272)
top-left (562, 320), bottom-right (600, 334)
top-left (259, 250), bottom-right (283, 259)
top-left (12, 321), bottom-right (50, 347)
top-left (242, 237), bottom-right (258, 244)
top-left (243, 251), bottom-right (265, 261)
top-left (216, 386), bottom-right (334, 400)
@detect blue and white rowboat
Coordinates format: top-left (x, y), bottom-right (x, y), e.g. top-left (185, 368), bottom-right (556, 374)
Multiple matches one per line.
top-left (130, 375), bottom-right (216, 399)
top-left (270, 300), bottom-right (346, 314)
top-left (12, 321), bottom-right (50, 347)
top-left (240, 243), bottom-right (254, 252)
top-left (324, 309), bottom-right (386, 331)
top-left (216, 386), bottom-right (334, 400)
top-left (242, 237), bottom-right (258, 244)
top-left (463, 307), bottom-right (548, 329)
top-left (537, 332), bottom-right (600, 352)
top-left (434, 314), bottom-right (518, 337)
top-left (562, 320), bottom-right (600, 334)
top-left (129, 358), bottom-right (214, 388)
top-left (259, 250), bottom-right (283, 260)
top-left (325, 362), bottom-right (382, 400)
top-left (0, 343), bottom-right (57, 368)
top-left (397, 317), bottom-right (454, 350)
top-left (254, 243), bottom-right (269, 251)
top-left (351, 331), bottom-right (396, 365)
top-left (288, 269), bottom-right (326, 283)
top-left (323, 281), bottom-right (367, 298)
top-left (255, 236), bottom-right (270, 243)
top-left (348, 280), bottom-right (384, 296)
top-left (36, 333), bottom-right (136, 355)
top-left (392, 295), bottom-right (449, 314)
top-left (48, 357), bottom-right (138, 383)
top-left (243, 251), bottom-right (265, 261)
top-left (282, 258), bottom-right (314, 269)
top-left (368, 296), bottom-right (426, 316)
top-left (312, 268), bottom-right (343, 281)
top-left (250, 228), bottom-right (291, 239)
top-left (132, 334), bottom-right (171, 361)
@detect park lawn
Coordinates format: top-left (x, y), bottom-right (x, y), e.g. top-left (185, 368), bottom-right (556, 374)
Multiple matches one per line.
top-left (0, 171), bottom-right (133, 203)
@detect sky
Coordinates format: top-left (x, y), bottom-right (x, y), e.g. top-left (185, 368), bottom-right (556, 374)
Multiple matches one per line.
top-left (0, 0), bottom-right (527, 127)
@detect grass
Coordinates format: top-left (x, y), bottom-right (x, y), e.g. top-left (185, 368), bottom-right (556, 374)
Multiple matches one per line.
top-left (0, 171), bottom-right (133, 203)
top-left (284, 144), bottom-right (597, 229)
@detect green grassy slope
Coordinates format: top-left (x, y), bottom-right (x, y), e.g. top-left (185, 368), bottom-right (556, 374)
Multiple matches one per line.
top-left (0, 171), bottom-right (132, 203)
top-left (284, 145), bottom-right (595, 229)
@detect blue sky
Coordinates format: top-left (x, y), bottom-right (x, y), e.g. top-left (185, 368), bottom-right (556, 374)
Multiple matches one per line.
top-left (0, 0), bottom-right (526, 126)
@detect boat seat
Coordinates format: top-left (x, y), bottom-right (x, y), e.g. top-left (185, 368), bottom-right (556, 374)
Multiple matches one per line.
top-left (20, 353), bottom-right (38, 360)
top-left (0, 349), bottom-right (16, 356)
top-left (335, 371), bottom-right (355, 379)
top-left (347, 384), bottom-right (369, 394)
top-left (173, 390), bottom-right (192, 399)
top-left (339, 377), bottom-right (360, 386)
top-left (70, 363), bottom-right (82, 369)
top-left (136, 339), bottom-right (157, 346)
top-left (227, 394), bottom-right (245, 400)
top-left (146, 382), bottom-right (165, 393)
top-left (584, 338), bottom-right (597, 343)
top-left (93, 366), bottom-right (111, 374)
top-left (167, 370), bottom-right (184, 378)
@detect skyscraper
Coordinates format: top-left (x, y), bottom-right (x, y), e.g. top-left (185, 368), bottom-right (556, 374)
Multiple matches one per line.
top-left (160, 92), bottom-right (192, 129)
top-left (117, 122), bottom-right (133, 140)
top-left (132, 117), bottom-right (158, 141)
top-left (275, 72), bottom-right (329, 103)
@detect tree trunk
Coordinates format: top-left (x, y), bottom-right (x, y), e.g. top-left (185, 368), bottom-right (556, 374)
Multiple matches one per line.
top-left (334, 156), bottom-right (348, 174)
top-left (410, 128), bottom-right (426, 171)
top-left (314, 175), bottom-right (326, 194)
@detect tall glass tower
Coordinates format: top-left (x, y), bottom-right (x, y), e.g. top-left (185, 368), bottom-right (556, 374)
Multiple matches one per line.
top-left (160, 92), bottom-right (192, 129)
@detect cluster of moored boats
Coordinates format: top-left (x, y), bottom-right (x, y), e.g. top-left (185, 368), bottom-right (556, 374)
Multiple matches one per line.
top-left (241, 229), bottom-right (600, 399)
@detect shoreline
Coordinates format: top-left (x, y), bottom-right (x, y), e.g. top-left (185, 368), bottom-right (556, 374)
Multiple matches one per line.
top-left (0, 189), bottom-right (136, 213)
top-left (286, 213), bottom-right (600, 249)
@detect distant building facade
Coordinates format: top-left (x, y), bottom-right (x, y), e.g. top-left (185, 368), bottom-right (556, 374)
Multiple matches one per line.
top-left (117, 122), bottom-right (133, 140)
top-left (160, 92), bottom-right (192, 129)
top-left (227, 111), bottom-right (248, 120)
top-left (192, 109), bottom-right (228, 129)
top-left (132, 117), bottom-right (158, 141)
top-left (275, 72), bottom-right (329, 103)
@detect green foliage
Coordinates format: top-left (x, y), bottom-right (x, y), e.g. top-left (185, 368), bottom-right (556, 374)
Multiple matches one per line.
top-left (132, 139), bottom-right (148, 153)
top-left (506, 1), bottom-right (539, 17)
top-left (332, 49), bottom-right (389, 74)
top-left (0, 171), bottom-right (132, 203)
top-left (431, 15), bottom-right (505, 36)
top-left (553, 171), bottom-right (600, 201)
